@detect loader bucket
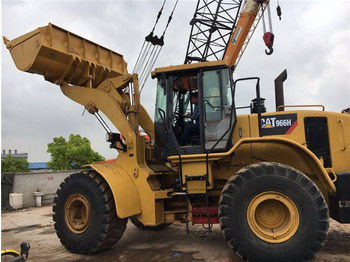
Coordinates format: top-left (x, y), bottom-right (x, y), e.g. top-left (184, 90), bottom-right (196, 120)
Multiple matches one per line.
top-left (3, 23), bottom-right (128, 88)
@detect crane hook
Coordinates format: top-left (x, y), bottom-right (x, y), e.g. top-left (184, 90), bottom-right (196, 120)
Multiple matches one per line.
top-left (265, 46), bottom-right (273, 55)
top-left (263, 32), bottom-right (274, 55)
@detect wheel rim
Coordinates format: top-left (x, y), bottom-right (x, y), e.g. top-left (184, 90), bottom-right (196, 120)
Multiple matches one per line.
top-left (247, 191), bottom-right (299, 243)
top-left (64, 194), bottom-right (91, 234)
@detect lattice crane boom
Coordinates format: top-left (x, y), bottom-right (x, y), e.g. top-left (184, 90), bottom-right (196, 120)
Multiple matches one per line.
top-left (184, 0), bottom-right (243, 64)
top-left (184, 0), bottom-right (271, 69)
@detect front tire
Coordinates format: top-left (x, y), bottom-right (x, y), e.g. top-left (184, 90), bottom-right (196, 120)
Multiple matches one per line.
top-left (53, 170), bottom-right (127, 254)
top-left (219, 162), bottom-right (329, 262)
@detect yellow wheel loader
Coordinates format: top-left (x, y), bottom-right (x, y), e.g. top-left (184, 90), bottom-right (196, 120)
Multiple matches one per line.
top-left (4, 19), bottom-right (350, 262)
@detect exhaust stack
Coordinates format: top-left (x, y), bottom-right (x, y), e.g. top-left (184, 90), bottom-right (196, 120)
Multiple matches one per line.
top-left (274, 69), bottom-right (287, 111)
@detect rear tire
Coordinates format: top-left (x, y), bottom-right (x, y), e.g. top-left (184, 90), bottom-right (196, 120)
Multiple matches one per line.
top-left (219, 162), bottom-right (329, 262)
top-left (53, 170), bottom-right (127, 254)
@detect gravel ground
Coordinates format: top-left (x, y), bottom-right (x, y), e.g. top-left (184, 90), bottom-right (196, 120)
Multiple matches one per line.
top-left (1, 205), bottom-right (349, 262)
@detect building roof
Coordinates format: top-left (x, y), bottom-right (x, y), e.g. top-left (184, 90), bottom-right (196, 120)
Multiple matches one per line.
top-left (29, 162), bottom-right (48, 169)
top-left (1, 150), bottom-right (28, 159)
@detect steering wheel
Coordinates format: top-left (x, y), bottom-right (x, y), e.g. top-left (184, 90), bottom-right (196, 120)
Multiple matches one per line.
top-left (172, 112), bottom-right (181, 124)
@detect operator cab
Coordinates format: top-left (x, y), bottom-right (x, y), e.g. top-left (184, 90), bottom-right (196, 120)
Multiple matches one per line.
top-left (152, 61), bottom-right (235, 160)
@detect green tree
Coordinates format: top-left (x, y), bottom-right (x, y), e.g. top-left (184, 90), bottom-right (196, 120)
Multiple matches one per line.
top-left (47, 134), bottom-right (105, 170)
top-left (1, 155), bottom-right (30, 173)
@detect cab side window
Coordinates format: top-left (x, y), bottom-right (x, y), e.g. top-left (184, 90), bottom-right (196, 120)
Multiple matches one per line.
top-left (203, 70), bottom-right (221, 121)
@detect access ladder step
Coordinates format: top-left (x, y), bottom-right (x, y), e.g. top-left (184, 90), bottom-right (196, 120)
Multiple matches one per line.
top-left (184, 175), bottom-right (210, 186)
top-left (192, 207), bottom-right (219, 225)
top-left (184, 175), bottom-right (206, 183)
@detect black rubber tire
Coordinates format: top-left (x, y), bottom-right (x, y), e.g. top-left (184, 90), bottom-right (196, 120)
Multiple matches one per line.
top-left (219, 162), bottom-right (329, 262)
top-left (130, 216), bottom-right (172, 231)
top-left (53, 170), bottom-right (127, 254)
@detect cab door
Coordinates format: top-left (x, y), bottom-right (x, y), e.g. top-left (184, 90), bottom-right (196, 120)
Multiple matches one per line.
top-left (201, 68), bottom-right (235, 151)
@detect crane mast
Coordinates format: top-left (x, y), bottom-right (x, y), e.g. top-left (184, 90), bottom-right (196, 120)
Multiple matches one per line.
top-left (184, 0), bottom-right (270, 68)
top-left (184, 0), bottom-right (243, 64)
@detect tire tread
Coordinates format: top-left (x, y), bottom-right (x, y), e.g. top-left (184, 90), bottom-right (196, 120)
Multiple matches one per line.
top-left (53, 170), bottom-right (127, 254)
top-left (219, 162), bottom-right (329, 262)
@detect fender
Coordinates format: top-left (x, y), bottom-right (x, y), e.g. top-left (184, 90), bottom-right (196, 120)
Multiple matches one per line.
top-left (86, 162), bottom-right (141, 218)
top-left (229, 137), bottom-right (336, 193)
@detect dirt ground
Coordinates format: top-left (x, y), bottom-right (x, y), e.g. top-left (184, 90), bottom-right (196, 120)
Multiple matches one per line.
top-left (1, 206), bottom-right (350, 262)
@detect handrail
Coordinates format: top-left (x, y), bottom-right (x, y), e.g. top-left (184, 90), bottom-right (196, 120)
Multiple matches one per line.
top-left (233, 77), bottom-right (262, 136)
top-left (338, 119), bottom-right (347, 151)
top-left (158, 108), bottom-right (183, 187)
top-left (202, 69), bottom-right (236, 232)
top-left (277, 104), bottom-right (325, 111)
top-left (325, 168), bottom-right (338, 183)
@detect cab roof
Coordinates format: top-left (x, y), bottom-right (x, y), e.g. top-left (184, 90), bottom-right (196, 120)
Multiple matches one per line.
top-left (151, 60), bottom-right (229, 78)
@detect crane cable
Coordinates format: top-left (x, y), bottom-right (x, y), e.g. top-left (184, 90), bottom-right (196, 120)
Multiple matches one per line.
top-left (261, 2), bottom-right (274, 55)
top-left (132, 0), bottom-right (178, 94)
top-left (261, 0), bottom-right (283, 55)
top-left (139, 0), bottom-right (179, 93)
top-left (139, 0), bottom-right (178, 93)
top-left (132, 0), bottom-right (166, 74)
top-left (276, 0), bottom-right (282, 20)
